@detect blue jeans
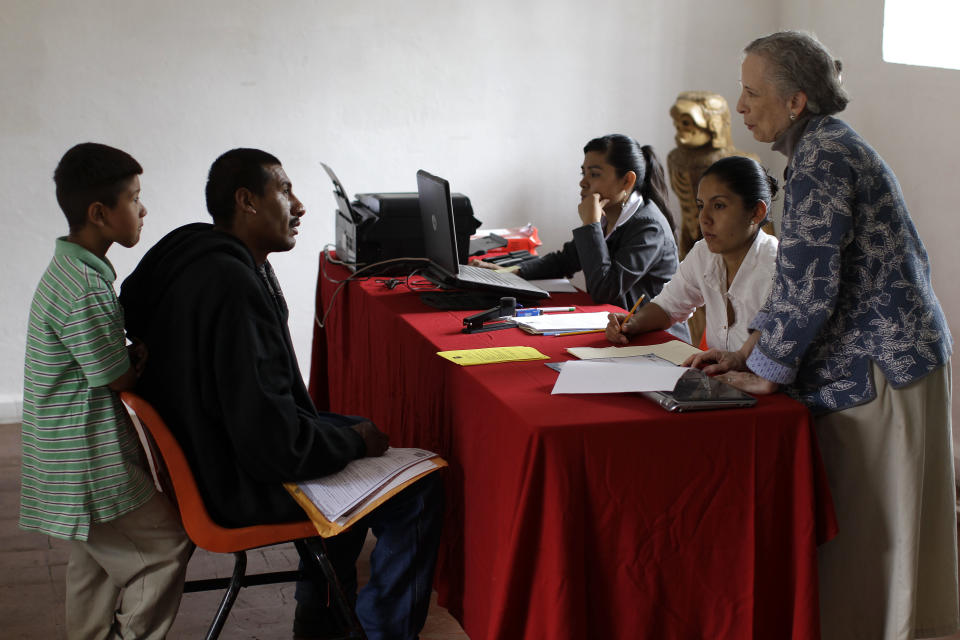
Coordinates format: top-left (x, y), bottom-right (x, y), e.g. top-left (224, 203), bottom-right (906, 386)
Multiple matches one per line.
top-left (294, 472), bottom-right (444, 640)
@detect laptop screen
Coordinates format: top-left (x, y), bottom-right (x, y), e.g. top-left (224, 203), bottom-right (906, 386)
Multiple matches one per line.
top-left (416, 170), bottom-right (460, 275)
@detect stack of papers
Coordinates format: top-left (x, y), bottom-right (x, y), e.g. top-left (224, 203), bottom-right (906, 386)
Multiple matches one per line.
top-left (551, 358), bottom-right (688, 394)
top-left (513, 311), bottom-right (610, 336)
top-left (550, 341), bottom-right (706, 395)
top-left (567, 342), bottom-right (703, 366)
top-left (288, 448), bottom-right (445, 535)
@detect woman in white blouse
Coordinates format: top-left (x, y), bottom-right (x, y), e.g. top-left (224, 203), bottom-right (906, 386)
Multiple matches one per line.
top-left (605, 155), bottom-right (778, 350)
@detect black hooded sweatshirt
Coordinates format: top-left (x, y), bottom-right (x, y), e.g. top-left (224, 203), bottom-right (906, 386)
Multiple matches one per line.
top-left (120, 223), bottom-right (365, 527)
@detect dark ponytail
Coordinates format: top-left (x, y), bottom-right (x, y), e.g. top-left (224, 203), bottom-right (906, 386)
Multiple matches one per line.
top-left (639, 145), bottom-right (676, 233)
top-left (583, 134), bottom-right (677, 232)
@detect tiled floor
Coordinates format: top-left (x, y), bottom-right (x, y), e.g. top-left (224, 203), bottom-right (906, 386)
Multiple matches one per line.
top-left (0, 421), bottom-right (468, 639)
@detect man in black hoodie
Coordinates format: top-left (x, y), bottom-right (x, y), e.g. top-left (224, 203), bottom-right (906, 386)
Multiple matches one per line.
top-left (120, 148), bottom-right (442, 640)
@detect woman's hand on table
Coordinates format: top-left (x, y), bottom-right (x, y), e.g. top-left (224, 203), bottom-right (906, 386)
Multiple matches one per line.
top-left (469, 258), bottom-right (500, 270)
top-left (578, 192), bottom-right (608, 226)
top-left (605, 312), bottom-right (632, 345)
top-left (686, 331), bottom-right (760, 374)
top-left (684, 345), bottom-right (779, 394)
top-left (683, 348), bottom-right (748, 375)
top-left (712, 371), bottom-right (779, 395)
top-left (468, 258), bottom-right (521, 273)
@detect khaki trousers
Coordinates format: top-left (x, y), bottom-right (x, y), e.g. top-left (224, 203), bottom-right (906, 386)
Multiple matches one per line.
top-left (816, 362), bottom-right (959, 640)
top-left (65, 492), bottom-right (192, 640)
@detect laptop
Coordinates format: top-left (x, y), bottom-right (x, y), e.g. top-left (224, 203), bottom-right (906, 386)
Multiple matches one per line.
top-left (641, 368), bottom-right (757, 412)
top-left (416, 170), bottom-right (549, 300)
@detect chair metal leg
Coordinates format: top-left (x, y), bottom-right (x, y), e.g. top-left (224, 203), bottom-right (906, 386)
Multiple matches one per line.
top-left (205, 551), bottom-right (247, 640)
top-left (294, 539), bottom-right (368, 640)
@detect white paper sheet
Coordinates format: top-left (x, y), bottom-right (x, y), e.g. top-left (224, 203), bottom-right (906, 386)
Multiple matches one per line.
top-left (550, 360), bottom-right (688, 395)
top-left (516, 311), bottom-right (611, 334)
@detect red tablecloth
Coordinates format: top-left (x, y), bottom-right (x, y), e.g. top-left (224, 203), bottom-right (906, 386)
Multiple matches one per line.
top-left (309, 255), bottom-right (836, 640)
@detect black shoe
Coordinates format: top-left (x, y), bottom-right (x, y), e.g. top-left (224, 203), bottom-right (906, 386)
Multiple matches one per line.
top-left (293, 601), bottom-right (346, 639)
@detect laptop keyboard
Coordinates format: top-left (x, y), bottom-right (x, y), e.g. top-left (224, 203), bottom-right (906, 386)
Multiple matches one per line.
top-left (459, 264), bottom-right (526, 286)
top-left (456, 264), bottom-right (548, 297)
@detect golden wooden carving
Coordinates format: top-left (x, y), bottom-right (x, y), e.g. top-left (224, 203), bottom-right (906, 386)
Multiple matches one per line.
top-left (667, 91), bottom-right (762, 259)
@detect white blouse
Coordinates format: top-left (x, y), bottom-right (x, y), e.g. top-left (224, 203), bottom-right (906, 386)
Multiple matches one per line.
top-left (652, 231), bottom-right (779, 351)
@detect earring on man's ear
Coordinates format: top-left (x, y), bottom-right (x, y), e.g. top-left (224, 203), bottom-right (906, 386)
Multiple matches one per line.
top-left (789, 112), bottom-right (797, 121)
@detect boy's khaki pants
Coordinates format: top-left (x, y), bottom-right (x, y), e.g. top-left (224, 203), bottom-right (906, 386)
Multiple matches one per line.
top-left (65, 492), bottom-right (192, 640)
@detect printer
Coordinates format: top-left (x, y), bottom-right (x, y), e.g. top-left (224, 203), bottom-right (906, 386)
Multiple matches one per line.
top-left (323, 164), bottom-right (480, 275)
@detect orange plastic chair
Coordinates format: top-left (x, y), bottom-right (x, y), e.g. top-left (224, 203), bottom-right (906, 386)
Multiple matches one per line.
top-left (120, 391), bottom-right (366, 640)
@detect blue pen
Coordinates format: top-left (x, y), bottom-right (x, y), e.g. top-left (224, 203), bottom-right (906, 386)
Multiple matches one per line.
top-left (516, 307), bottom-right (577, 317)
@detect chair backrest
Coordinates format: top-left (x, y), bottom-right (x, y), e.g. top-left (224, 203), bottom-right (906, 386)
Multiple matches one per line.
top-left (120, 391), bottom-right (318, 553)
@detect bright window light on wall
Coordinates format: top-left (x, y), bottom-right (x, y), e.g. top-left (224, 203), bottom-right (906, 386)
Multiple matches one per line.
top-left (883, 0), bottom-right (960, 70)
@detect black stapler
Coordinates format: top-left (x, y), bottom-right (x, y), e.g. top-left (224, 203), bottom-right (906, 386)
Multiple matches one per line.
top-left (462, 297), bottom-right (518, 334)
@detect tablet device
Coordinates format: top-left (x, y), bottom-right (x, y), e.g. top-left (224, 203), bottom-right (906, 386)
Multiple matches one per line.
top-left (641, 368), bottom-right (757, 412)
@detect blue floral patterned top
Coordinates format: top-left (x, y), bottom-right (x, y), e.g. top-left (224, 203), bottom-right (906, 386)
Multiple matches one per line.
top-left (746, 115), bottom-right (952, 414)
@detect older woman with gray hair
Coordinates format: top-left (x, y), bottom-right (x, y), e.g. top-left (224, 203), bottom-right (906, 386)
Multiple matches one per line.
top-left (687, 31), bottom-right (958, 639)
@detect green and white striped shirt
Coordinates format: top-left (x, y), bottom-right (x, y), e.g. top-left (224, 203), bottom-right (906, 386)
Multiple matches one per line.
top-left (20, 238), bottom-right (154, 541)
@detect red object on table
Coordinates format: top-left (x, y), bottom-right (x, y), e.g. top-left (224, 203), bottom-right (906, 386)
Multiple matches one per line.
top-left (309, 255), bottom-right (836, 640)
top-left (473, 224), bottom-right (542, 258)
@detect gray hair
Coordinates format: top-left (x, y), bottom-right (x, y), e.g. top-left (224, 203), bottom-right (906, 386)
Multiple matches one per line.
top-left (744, 31), bottom-right (849, 115)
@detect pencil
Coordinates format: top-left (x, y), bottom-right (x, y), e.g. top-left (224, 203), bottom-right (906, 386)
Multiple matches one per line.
top-left (548, 329), bottom-right (606, 337)
top-left (621, 294), bottom-right (646, 328)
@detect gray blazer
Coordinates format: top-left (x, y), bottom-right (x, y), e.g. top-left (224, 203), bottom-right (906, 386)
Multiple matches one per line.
top-left (518, 200), bottom-right (686, 340)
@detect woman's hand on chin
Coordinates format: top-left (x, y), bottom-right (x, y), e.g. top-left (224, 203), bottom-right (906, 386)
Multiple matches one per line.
top-left (578, 192), bottom-right (607, 226)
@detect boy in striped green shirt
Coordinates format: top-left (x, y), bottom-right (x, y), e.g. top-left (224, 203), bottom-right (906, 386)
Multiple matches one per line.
top-left (20, 143), bottom-right (190, 639)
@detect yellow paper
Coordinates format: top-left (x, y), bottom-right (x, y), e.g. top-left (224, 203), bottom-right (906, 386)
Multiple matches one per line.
top-left (437, 346), bottom-right (550, 366)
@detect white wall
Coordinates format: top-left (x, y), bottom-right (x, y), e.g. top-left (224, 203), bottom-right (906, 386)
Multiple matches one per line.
top-left (0, 0), bottom-right (774, 421)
